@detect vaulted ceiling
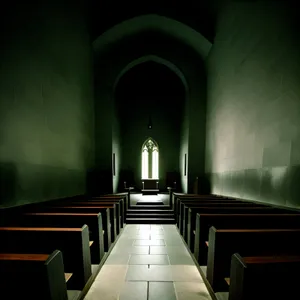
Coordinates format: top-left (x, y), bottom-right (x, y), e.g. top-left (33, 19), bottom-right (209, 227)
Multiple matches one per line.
top-left (88, 0), bottom-right (222, 43)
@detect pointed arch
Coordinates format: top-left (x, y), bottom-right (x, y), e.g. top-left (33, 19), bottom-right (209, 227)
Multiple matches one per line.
top-left (141, 138), bottom-right (159, 179)
top-left (93, 14), bottom-right (212, 59)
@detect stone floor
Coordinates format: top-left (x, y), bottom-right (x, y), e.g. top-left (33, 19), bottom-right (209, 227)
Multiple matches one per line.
top-left (84, 224), bottom-right (212, 300)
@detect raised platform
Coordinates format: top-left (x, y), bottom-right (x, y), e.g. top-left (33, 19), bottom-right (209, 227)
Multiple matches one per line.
top-left (136, 201), bottom-right (164, 205)
top-left (141, 189), bottom-right (159, 195)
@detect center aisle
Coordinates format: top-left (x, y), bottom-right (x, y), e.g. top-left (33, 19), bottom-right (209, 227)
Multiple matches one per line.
top-left (84, 224), bottom-right (212, 300)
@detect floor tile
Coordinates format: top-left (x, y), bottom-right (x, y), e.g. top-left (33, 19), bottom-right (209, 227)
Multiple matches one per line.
top-left (150, 234), bottom-right (165, 239)
top-left (171, 266), bottom-right (203, 282)
top-left (119, 281), bottom-right (148, 300)
top-left (84, 280), bottom-right (122, 300)
top-left (126, 265), bottom-right (173, 281)
top-left (150, 246), bottom-right (167, 254)
top-left (111, 246), bottom-right (149, 255)
top-left (94, 265), bottom-right (128, 282)
top-left (129, 254), bottom-right (169, 265)
top-left (164, 238), bottom-right (185, 246)
top-left (120, 234), bottom-right (150, 240)
top-left (125, 265), bottom-right (150, 281)
top-left (168, 254), bottom-right (194, 265)
top-left (104, 253), bottom-right (131, 265)
top-left (148, 282), bottom-right (177, 300)
top-left (133, 239), bottom-right (165, 246)
top-left (174, 282), bottom-right (212, 300)
top-left (165, 246), bottom-right (190, 255)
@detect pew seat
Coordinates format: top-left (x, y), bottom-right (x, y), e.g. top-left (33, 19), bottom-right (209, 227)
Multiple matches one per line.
top-left (65, 272), bottom-right (73, 282)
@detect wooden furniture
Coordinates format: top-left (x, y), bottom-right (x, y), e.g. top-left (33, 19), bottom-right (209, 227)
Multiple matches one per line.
top-left (0, 250), bottom-right (68, 300)
top-left (180, 201), bottom-right (267, 238)
top-left (229, 254), bottom-right (300, 300)
top-left (40, 205), bottom-right (117, 245)
top-left (0, 225), bottom-right (92, 290)
top-left (193, 213), bottom-right (300, 265)
top-left (207, 226), bottom-right (300, 292)
top-left (15, 212), bottom-right (106, 263)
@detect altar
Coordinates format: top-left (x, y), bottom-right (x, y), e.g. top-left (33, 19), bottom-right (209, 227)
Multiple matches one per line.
top-left (141, 179), bottom-right (159, 195)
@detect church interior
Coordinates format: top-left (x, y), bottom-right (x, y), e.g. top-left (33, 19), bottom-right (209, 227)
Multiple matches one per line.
top-left (0, 0), bottom-right (300, 299)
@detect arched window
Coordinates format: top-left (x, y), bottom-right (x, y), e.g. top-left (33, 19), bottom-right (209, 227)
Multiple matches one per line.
top-left (141, 138), bottom-right (159, 179)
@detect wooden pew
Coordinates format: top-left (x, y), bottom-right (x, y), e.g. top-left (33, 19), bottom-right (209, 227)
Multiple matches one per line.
top-left (91, 195), bottom-right (126, 222)
top-left (69, 195), bottom-right (125, 229)
top-left (76, 200), bottom-right (123, 233)
top-left (0, 225), bottom-right (92, 290)
top-left (180, 201), bottom-right (267, 237)
top-left (6, 212), bottom-right (106, 263)
top-left (181, 205), bottom-right (279, 242)
top-left (172, 193), bottom-right (229, 216)
top-left (100, 192), bottom-right (128, 213)
top-left (193, 213), bottom-right (300, 265)
top-left (228, 253), bottom-right (300, 300)
top-left (206, 226), bottom-right (300, 292)
top-left (19, 205), bottom-right (112, 252)
top-left (60, 200), bottom-right (122, 235)
top-left (176, 197), bottom-right (254, 227)
top-left (40, 205), bottom-right (117, 244)
top-left (0, 250), bottom-right (68, 300)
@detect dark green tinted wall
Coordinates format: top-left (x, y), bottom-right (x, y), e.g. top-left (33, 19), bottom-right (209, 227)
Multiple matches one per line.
top-left (0, 1), bottom-right (94, 207)
top-left (206, 2), bottom-right (300, 208)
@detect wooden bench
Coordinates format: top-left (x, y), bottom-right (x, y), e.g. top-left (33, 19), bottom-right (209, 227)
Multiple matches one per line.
top-left (0, 225), bottom-right (92, 290)
top-left (92, 194), bottom-right (126, 221)
top-left (70, 195), bottom-right (125, 229)
top-left (193, 213), bottom-right (300, 265)
top-left (172, 193), bottom-right (230, 216)
top-left (0, 250), bottom-right (68, 300)
top-left (229, 253), bottom-right (300, 300)
top-left (34, 205), bottom-right (117, 245)
top-left (75, 200), bottom-right (123, 233)
top-left (176, 197), bottom-right (259, 228)
top-left (182, 206), bottom-right (281, 254)
top-left (207, 226), bottom-right (300, 292)
top-left (180, 201), bottom-right (268, 238)
top-left (12, 212), bottom-right (106, 263)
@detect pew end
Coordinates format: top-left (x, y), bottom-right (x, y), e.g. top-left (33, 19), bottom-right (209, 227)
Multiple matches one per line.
top-left (229, 253), bottom-right (300, 300)
top-left (0, 250), bottom-right (68, 300)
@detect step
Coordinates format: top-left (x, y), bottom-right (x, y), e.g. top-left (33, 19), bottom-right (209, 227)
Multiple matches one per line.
top-left (126, 209), bottom-right (174, 214)
top-left (126, 213), bottom-right (174, 218)
top-left (129, 205), bottom-right (171, 210)
top-left (136, 201), bottom-right (164, 205)
top-left (126, 218), bottom-right (176, 224)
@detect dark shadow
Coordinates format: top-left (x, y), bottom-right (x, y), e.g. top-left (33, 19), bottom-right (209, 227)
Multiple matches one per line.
top-left (118, 169), bottom-right (135, 191)
top-left (0, 162), bottom-right (17, 208)
top-left (85, 168), bottom-right (113, 196)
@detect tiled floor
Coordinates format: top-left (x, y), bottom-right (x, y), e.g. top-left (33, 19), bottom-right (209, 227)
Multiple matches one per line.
top-left (84, 224), bottom-right (212, 300)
